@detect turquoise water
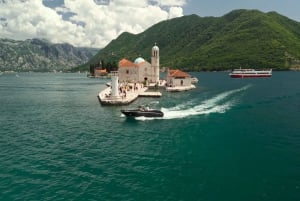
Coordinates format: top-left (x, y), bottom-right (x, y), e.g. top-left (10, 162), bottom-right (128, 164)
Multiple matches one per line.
top-left (0, 72), bottom-right (300, 201)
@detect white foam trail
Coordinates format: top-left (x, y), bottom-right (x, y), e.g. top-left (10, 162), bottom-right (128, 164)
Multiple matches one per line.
top-left (164, 99), bottom-right (197, 111)
top-left (136, 85), bottom-right (251, 121)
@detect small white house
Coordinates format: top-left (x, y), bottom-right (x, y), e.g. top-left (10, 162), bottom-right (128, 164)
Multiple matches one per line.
top-left (166, 69), bottom-right (195, 91)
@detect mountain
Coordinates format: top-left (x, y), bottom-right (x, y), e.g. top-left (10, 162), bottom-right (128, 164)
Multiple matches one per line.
top-left (0, 38), bottom-right (98, 72)
top-left (79, 9), bottom-right (300, 71)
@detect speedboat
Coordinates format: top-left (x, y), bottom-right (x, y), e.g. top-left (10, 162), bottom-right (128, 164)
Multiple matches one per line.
top-left (121, 106), bottom-right (164, 117)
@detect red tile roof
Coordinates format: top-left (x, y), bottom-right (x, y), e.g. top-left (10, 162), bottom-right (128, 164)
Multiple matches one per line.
top-left (168, 69), bottom-right (190, 78)
top-left (135, 61), bottom-right (146, 67)
top-left (119, 58), bottom-right (135, 68)
top-left (95, 68), bottom-right (107, 73)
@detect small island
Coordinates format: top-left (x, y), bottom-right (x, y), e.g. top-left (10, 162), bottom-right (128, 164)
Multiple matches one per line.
top-left (98, 44), bottom-right (196, 105)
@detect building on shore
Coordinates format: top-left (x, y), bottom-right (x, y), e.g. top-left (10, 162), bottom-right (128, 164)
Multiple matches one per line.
top-left (94, 67), bottom-right (108, 77)
top-left (118, 44), bottom-right (160, 84)
top-left (165, 69), bottom-right (196, 92)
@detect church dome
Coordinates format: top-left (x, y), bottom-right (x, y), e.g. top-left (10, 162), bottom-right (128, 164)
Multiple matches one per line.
top-left (134, 57), bottom-right (145, 64)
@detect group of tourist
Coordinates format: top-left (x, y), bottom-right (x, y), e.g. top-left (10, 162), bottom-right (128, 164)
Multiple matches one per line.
top-left (118, 82), bottom-right (144, 98)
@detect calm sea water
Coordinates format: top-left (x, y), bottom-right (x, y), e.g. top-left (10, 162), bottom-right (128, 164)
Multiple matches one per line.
top-left (0, 72), bottom-right (300, 201)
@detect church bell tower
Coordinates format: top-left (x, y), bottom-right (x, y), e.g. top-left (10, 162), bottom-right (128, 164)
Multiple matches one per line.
top-left (151, 43), bottom-right (160, 83)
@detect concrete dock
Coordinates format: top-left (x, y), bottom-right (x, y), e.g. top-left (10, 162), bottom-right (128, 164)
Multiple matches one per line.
top-left (98, 83), bottom-right (162, 105)
top-left (166, 84), bottom-right (196, 92)
top-left (138, 91), bottom-right (162, 97)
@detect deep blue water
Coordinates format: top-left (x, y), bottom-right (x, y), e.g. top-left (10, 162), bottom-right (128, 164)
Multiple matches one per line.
top-left (0, 72), bottom-right (300, 201)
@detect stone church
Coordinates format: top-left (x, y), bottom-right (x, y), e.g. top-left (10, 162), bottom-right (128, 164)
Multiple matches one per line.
top-left (118, 44), bottom-right (160, 84)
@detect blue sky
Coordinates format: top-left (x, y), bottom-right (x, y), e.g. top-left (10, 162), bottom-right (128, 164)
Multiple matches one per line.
top-left (0, 0), bottom-right (299, 48)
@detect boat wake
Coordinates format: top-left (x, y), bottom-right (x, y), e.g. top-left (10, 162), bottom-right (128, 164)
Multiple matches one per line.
top-left (136, 85), bottom-right (251, 121)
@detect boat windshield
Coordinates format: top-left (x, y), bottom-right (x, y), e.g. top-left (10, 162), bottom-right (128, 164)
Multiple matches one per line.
top-left (138, 105), bottom-right (149, 111)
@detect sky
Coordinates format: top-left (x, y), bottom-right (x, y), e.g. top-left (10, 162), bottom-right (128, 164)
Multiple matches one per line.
top-left (0, 0), bottom-right (300, 48)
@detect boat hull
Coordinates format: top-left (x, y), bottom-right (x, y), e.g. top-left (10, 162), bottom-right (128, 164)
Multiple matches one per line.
top-left (121, 109), bottom-right (164, 117)
top-left (229, 69), bottom-right (272, 78)
top-left (230, 74), bottom-right (272, 78)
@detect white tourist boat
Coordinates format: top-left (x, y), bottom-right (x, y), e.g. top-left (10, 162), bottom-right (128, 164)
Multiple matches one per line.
top-left (229, 68), bottom-right (272, 78)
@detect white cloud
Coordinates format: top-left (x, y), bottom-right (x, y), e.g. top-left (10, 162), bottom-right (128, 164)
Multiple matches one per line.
top-left (0, 0), bottom-right (186, 48)
top-left (168, 6), bottom-right (184, 18)
top-left (152, 0), bottom-right (186, 6)
top-left (112, 0), bottom-right (149, 7)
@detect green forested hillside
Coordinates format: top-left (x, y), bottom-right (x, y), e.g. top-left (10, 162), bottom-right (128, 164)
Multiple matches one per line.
top-left (77, 9), bottom-right (300, 71)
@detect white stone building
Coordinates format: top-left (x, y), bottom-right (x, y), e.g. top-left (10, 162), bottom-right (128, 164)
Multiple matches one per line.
top-left (118, 44), bottom-right (160, 84)
top-left (165, 69), bottom-right (196, 92)
top-left (166, 69), bottom-right (192, 87)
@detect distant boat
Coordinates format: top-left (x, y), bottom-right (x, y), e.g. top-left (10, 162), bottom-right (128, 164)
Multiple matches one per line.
top-left (229, 68), bottom-right (272, 78)
top-left (121, 105), bottom-right (164, 117)
top-left (191, 76), bottom-right (198, 84)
